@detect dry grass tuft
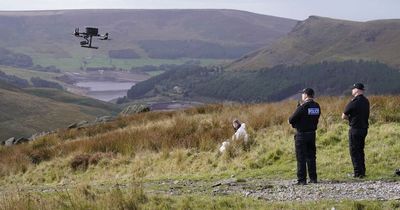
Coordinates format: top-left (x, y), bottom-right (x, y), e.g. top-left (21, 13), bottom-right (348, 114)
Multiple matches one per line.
top-left (70, 152), bottom-right (114, 171)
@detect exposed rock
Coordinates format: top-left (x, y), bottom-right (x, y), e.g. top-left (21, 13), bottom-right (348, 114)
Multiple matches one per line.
top-left (67, 122), bottom-right (78, 129)
top-left (4, 137), bottom-right (15, 146)
top-left (14, 137), bottom-right (30, 145)
top-left (95, 116), bottom-right (115, 123)
top-left (120, 104), bottom-right (150, 116)
top-left (29, 131), bottom-right (51, 141)
top-left (76, 121), bottom-right (91, 129)
top-left (68, 121), bottom-right (91, 129)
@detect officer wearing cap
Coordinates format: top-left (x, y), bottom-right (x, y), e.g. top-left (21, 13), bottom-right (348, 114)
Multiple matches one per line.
top-left (289, 88), bottom-right (321, 185)
top-left (342, 83), bottom-right (370, 178)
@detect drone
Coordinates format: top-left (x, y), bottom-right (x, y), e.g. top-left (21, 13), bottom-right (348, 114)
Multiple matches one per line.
top-left (73, 27), bottom-right (110, 49)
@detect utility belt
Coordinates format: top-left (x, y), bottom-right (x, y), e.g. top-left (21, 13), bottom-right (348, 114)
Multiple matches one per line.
top-left (350, 127), bottom-right (368, 130)
top-left (296, 130), bottom-right (316, 134)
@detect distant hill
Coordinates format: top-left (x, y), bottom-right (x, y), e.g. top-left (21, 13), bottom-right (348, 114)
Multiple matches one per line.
top-left (0, 9), bottom-right (296, 64)
top-left (0, 81), bottom-right (120, 140)
top-left (229, 16), bottom-right (400, 70)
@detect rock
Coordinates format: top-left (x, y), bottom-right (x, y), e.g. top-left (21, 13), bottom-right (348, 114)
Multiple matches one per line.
top-left (29, 131), bottom-right (50, 141)
top-left (4, 137), bottom-right (15, 146)
top-left (68, 122), bottom-right (78, 129)
top-left (14, 137), bottom-right (30, 145)
top-left (173, 180), bottom-right (180, 185)
top-left (95, 116), bottom-right (114, 123)
top-left (212, 178), bottom-right (238, 187)
top-left (120, 104), bottom-right (150, 116)
top-left (1, 137), bottom-right (10, 145)
top-left (76, 121), bottom-right (90, 129)
top-left (212, 182), bottom-right (222, 188)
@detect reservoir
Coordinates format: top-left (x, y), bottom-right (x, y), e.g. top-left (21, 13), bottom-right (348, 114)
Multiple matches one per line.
top-left (75, 81), bottom-right (135, 101)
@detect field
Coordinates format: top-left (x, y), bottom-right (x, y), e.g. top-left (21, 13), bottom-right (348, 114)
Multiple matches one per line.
top-left (0, 65), bottom-right (62, 83)
top-left (0, 96), bottom-right (399, 209)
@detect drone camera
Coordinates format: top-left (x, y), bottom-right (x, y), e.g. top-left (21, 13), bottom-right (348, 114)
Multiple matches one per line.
top-left (80, 41), bottom-right (89, 46)
top-left (85, 27), bottom-right (99, 36)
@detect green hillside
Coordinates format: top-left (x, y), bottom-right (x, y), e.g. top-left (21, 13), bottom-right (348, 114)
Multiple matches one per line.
top-left (126, 60), bottom-right (400, 103)
top-left (0, 96), bottom-right (399, 208)
top-left (229, 16), bottom-right (400, 70)
top-left (0, 9), bottom-right (296, 71)
top-left (0, 81), bottom-right (120, 140)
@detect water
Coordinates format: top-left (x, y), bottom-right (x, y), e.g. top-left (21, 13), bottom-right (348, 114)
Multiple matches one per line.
top-left (76, 81), bottom-right (135, 101)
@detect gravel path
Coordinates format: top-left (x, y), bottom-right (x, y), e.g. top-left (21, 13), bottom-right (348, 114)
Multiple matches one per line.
top-left (2, 178), bottom-right (400, 202)
top-left (149, 178), bottom-right (400, 201)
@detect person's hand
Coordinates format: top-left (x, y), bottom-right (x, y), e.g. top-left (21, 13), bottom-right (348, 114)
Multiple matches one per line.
top-left (341, 113), bottom-right (349, 120)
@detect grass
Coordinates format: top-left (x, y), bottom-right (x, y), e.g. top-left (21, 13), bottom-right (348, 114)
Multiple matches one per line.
top-left (0, 96), bottom-right (399, 208)
top-left (1, 96), bottom-right (399, 182)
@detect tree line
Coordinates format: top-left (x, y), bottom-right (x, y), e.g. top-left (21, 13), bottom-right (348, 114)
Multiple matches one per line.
top-left (126, 60), bottom-right (400, 103)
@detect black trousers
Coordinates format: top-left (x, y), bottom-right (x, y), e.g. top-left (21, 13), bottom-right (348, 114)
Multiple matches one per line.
top-left (295, 132), bottom-right (317, 183)
top-left (349, 128), bottom-right (368, 176)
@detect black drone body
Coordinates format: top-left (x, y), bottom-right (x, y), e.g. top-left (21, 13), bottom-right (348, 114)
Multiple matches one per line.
top-left (73, 27), bottom-right (109, 49)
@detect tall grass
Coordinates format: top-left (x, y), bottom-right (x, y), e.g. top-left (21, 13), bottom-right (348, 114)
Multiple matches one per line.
top-left (0, 96), bottom-right (400, 180)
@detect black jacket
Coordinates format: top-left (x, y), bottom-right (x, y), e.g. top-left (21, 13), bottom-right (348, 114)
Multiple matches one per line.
top-left (343, 94), bottom-right (370, 129)
top-left (289, 99), bottom-right (321, 132)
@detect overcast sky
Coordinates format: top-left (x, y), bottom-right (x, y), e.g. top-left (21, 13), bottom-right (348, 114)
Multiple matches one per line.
top-left (1, 0), bottom-right (399, 21)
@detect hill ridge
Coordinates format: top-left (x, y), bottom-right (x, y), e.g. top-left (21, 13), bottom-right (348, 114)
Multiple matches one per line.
top-left (228, 15), bottom-right (400, 70)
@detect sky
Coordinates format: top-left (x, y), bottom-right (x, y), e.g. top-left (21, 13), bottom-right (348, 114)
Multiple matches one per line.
top-left (1, 0), bottom-right (399, 21)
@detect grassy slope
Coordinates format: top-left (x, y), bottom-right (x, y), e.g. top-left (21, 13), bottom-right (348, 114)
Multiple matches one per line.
top-left (0, 83), bottom-right (120, 140)
top-left (229, 16), bottom-right (400, 70)
top-left (0, 96), bottom-right (399, 182)
top-left (0, 96), bottom-right (399, 208)
top-left (0, 65), bottom-right (62, 83)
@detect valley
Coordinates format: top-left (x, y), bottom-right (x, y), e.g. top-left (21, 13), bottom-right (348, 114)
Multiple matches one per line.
top-left (1, 8), bottom-right (400, 209)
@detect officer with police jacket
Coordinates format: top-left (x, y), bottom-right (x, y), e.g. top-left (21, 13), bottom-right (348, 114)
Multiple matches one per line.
top-left (289, 88), bottom-right (321, 185)
top-left (342, 83), bottom-right (370, 178)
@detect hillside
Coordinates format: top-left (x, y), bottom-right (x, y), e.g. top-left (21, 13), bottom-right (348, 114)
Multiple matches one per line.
top-left (0, 9), bottom-right (296, 70)
top-left (0, 96), bottom-right (399, 208)
top-left (0, 81), bottom-right (120, 140)
top-left (229, 16), bottom-right (400, 70)
top-left (126, 60), bottom-right (400, 103)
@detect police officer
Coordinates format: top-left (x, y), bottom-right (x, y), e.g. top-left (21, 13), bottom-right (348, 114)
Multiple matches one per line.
top-left (289, 88), bottom-right (321, 185)
top-left (342, 83), bottom-right (370, 178)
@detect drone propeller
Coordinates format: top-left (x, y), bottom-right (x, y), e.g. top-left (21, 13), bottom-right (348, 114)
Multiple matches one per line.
top-left (74, 28), bottom-right (80, 36)
top-left (99, 33), bottom-right (110, 40)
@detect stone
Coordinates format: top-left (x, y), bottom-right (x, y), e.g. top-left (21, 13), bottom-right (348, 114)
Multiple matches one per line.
top-left (14, 137), bottom-right (30, 145)
top-left (29, 131), bottom-right (50, 141)
top-left (67, 122), bottom-right (78, 129)
top-left (76, 121), bottom-right (90, 129)
top-left (4, 137), bottom-right (15, 146)
top-left (95, 116), bottom-right (114, 123)
top-left (120, 104), bottom-right (150, 116)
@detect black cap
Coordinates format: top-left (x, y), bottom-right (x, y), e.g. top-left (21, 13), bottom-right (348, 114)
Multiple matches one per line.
top-left (299, 88), bottom-right (315, 97)
top-left (353, 83), bottom-right (365, 90)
